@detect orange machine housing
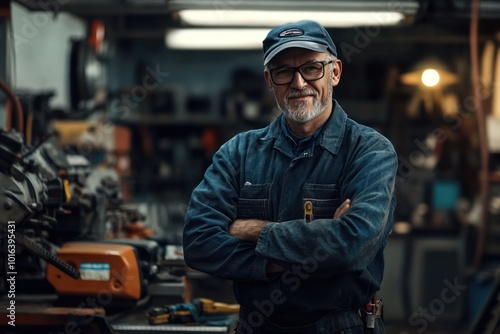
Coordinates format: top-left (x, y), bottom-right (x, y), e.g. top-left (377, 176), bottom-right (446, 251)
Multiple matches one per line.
top-left (46, 242), bottom-right (142, 300)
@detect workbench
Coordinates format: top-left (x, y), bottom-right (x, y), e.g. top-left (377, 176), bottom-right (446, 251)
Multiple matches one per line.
top-left (0, 294), bottom-right (237, 334)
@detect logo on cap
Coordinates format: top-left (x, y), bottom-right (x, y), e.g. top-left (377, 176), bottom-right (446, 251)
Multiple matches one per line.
top-left (279, 28), bottom-right (304, 38)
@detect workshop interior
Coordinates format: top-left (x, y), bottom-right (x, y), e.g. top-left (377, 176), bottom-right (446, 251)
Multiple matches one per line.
top-left (1, 0), bottom-right (500, 333)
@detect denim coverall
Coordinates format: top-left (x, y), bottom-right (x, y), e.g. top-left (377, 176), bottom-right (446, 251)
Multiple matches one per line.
top-left (184, 100), bottom-right (398, 333)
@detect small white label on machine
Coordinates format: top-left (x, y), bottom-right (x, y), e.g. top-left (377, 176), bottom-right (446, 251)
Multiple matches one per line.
top-left (80, 262), bottom-right (110, 281)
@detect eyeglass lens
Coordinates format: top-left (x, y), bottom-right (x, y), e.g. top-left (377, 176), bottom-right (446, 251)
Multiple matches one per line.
top-left (271, 61), bottom-right (329, 85)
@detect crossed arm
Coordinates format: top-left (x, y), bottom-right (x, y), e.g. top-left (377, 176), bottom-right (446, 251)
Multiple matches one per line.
top-left (229, 199), bottom-right (352, 274)
top-left (229, 198), bottom-right (352, 242)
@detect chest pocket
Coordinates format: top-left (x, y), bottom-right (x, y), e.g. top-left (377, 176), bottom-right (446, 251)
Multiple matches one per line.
top-left (237, 183), bottom-right (271, 220)
top-left (302, 183), bottom-right (341, 219)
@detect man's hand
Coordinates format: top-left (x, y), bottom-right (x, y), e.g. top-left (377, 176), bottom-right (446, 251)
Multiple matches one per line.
top-left (266, 261), bottom-right (285, 275)
top-left (229, 219), bottom-right (284, 275)
top-left (334, 199), bottom-right (351, 219)
top-left (229, 219), bottom-right (268, 242)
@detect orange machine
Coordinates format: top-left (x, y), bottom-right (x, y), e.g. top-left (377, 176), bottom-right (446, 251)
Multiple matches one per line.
top-left (46, 242), bottom-right (143, 301)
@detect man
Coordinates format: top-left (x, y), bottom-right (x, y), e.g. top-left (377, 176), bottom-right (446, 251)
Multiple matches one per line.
top-left (183, 20), bottom-right (397, 333)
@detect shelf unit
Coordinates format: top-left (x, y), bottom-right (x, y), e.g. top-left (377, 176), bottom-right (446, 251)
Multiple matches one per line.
top-left (112, 110), bottom-right (271, 201)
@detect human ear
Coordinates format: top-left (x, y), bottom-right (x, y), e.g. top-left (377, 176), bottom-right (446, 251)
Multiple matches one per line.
top-left (332, 59), bottom-right (342, 86)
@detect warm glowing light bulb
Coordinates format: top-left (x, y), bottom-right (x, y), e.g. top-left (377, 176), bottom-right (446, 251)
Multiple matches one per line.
top-left (421, 69), bottom-right (440, 87)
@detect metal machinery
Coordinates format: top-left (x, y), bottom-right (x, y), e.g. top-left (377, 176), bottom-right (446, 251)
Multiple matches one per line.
top-left (0, 124), bottom-right (163, 333)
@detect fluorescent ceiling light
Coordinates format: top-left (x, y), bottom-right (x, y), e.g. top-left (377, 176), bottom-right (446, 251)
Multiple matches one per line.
top-left (178, 10), bottom-right (405, 27)
top-left (165, 28), bottom-right (269, 49)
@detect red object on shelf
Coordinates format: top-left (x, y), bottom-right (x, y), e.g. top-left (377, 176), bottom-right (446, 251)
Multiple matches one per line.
top-left (87, 20), bottom-right (105, 53)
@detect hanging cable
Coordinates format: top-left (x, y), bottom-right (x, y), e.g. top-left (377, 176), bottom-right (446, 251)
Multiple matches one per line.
top-left (25, 111), bottom-right (33, 145)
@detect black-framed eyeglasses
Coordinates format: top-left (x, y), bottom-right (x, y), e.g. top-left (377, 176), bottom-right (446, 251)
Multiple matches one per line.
top-left (269, 60), bottom-right (333, 85)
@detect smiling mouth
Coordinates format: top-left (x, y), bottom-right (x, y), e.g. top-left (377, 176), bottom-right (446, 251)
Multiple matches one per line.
top-left (289, 95), bottom-right (313, 102)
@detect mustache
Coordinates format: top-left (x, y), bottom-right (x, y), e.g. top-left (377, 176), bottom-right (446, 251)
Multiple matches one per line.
top-left (285, 89), bottom-right (317, 99)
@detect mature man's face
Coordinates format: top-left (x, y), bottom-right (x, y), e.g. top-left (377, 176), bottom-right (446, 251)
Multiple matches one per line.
top-left (264, 48), bottom-right (341, 124)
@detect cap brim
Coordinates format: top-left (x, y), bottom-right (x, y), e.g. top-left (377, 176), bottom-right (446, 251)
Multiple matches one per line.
top-left (263, 41), bottom-right (328, 65)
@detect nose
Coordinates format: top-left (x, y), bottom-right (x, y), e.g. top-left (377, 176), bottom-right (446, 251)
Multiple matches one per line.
top-left (290, 70), bottom-right (308, 89)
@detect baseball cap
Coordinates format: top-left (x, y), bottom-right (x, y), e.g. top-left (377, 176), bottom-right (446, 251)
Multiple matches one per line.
top-left (263, 20), bottom-right (337, 66)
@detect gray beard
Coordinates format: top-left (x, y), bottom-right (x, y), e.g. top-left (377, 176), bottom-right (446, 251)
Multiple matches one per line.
top-left (276, 81), bottom-right (333, 124)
